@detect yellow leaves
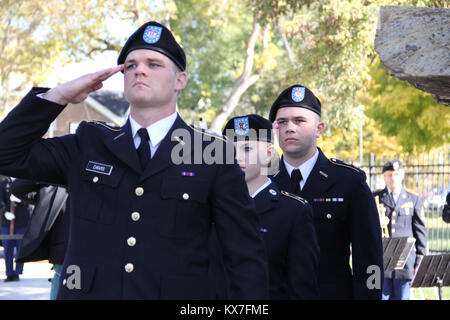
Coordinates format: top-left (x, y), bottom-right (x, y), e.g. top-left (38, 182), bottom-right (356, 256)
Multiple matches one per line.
top-left (197, 109), bottom-right (217, 123)
top-left (254, 42), bottom-right (281, 72)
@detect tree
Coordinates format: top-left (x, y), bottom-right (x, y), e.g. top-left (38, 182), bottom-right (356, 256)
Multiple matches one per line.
top-left (360, 58), bottom-right (450, 152)
top-left (3, 0), bottom-right (447, 157)
top-left (0, 0), bottom-right (116, 115)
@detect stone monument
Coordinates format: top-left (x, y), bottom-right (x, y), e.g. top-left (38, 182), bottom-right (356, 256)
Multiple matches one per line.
top-left (375, 6), bottom-right (449, 106)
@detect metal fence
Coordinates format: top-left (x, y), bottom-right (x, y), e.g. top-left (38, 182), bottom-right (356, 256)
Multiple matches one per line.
top-left (2, 149), bottom-right (449, 253)
top-left (341, 148), bottom-right (450, 253)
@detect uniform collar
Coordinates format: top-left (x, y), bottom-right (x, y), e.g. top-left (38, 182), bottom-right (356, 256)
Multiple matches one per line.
top-left (129, 111), bottom-right (178, 149)
top-left (283, 148), bottom-right (319, 186)
top-left (251, 178), bottom-right (272, 198)
top-left (386, 186), bottom-right (402, 203)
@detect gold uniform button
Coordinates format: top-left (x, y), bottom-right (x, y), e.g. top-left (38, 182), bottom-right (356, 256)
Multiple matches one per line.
top-left (127, 237), bottom-right (136, 247)
top-left (93, 176), bottom-right (99, 183)
top-left (135, 187), bottom-right (144, 196)
top-left (62, 279), bottom-right (67, 286)
top-left (124, 263), bottom-right (134, 273)
top-left (392, 212), bottom-right (396, 216)
top-left (182, 193), bottom-right (189, 200)
top-left (326, 214), bottom-right (332, 219)
top-left (131, 212), bottom-right (140, 221)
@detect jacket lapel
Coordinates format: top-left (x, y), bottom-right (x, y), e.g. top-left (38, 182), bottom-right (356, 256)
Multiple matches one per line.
top-left (379, 187), bottom-right (395, 210)
top-left (254, 182), bottom-right (278, 216)
top-left (299, 149), bottom-right (334, 200)
top-left (139, 115), bottom-right (191, 182)
top-left (394, 187), bottom-right (407, 213)
top-left (103, 120), bottom-right (142, 175)
top-left (272, 160), bottom-right (294, 193)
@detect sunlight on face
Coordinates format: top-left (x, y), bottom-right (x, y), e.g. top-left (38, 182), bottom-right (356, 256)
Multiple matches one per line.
top-left (383, 169), bottom-right (405, 192)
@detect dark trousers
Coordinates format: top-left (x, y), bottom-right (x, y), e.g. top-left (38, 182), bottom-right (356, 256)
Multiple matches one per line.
top-left (1, 226), bottom-right (27, 277)
top-left (382, 278), bottom-right (411, 300)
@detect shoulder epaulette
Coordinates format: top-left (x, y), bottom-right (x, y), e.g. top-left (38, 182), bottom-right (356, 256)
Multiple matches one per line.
top-left (188, 124), bottom-right (227, 143)
top-left (280, 190), bottom-right (307, 205)
top-left (329, 158), bottom-right (361, 173)
top-left (89, 120), bottom-right (122, 132)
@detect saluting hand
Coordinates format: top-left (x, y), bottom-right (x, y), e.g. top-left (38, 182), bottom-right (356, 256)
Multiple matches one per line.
top-left (42, 65), bottom-right (124, 105)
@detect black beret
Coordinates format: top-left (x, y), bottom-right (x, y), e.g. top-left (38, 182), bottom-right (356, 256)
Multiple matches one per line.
top-left (117, 21), bottom-right (186, 71)
top-left (382, 160), bottom-right (404, 173)
top-left (269, 85), bottom-right (321, 122)
top-left (223, 114), bottom-right (273, 143)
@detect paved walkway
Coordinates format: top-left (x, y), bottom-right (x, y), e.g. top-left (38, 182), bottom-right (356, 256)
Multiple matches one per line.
top-left (0, 249), bottom-right (53, 300)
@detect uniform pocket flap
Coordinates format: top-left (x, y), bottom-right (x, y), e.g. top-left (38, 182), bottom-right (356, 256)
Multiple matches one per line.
top-left (82, 162), bottom-right (123, 187)
top-left (161, 178), bottom-right (208, 203)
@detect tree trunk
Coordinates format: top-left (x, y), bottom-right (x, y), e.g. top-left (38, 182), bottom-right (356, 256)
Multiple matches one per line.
top-left (209, 16), bottom-right (265, 133)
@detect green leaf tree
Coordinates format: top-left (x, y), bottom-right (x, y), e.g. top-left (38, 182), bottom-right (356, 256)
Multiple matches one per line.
top-left (360, 59), bottom-right (450, 152)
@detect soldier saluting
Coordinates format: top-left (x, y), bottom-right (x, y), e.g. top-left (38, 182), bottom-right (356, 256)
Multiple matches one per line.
top-left (0, 21), bottom-right (268, 299)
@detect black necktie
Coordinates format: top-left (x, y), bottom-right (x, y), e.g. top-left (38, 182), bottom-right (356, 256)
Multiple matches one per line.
top-left (391, 192), bottom-right (396, 205)
top-left (137, 128), bottom-right (150, 170)
top-left (291, 169), bottom-right (302, 195)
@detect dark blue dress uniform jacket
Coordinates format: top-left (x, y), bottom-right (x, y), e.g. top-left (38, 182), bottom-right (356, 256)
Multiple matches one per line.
top-left (255, 182), bottom-right (319, 299)
top-left (272, 149), bottom-right (383, 300)
top-left (373, 187), bottom-right (427, 280)
top-left (209, 182), bottom-right (320, 300)
top-left (0, 88), bottom-right (269, 300)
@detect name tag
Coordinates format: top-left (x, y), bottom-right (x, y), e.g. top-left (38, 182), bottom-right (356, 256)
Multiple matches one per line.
top-left (86, 161), bottom-right (113, 175)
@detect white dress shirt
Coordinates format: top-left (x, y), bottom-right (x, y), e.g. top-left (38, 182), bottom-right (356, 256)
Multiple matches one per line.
top-left (283, 148), bottom-right (319, 190)
top-left (386, 186), bottom-right (400, 204)
top-left (129, 112), bottom-right (178, 158)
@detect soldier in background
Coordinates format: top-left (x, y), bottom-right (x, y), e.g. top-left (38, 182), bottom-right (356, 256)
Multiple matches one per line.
top-left (210, 114), bottom-right (320, 299)
top-left (374, 160), bottom-right (428, 300)
top-left (0, 176), bottom-right (31, 281)
top-left (270, 85), bottom-right (383, 300)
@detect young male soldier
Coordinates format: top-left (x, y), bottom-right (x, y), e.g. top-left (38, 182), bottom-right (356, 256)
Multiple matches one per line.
top-left (0, 21), bottom-right (268, 299)
top-left (374, 160), bottom-right (427, 300)
top-left (270, 85), bottom-right (383, 300)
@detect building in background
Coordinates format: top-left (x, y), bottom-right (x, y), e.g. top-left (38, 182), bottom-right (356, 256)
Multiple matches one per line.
top-left (47, 90), bottom-right (129, 137)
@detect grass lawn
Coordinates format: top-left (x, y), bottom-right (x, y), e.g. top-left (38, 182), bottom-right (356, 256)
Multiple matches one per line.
top-left (425, 215), bottom-right (450, 252)
top-left (411, 286), bottom-right (450, 300)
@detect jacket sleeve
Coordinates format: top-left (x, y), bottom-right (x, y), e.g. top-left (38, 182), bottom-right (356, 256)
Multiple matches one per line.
top-left (210, 150), bottom-right (269, 299)
top-left (10, 179), bottom-right (46, 206)
top-left (412, 195), bottom-right (427, 265)
top-left (0, 88), bottom-right (78, 186)
top-left (287, 203), bottom-right (320, 299)
top-left (349, 173), bottom-right (384, 300)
